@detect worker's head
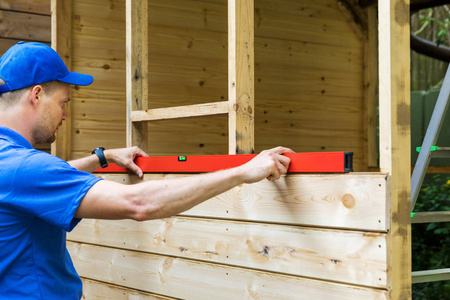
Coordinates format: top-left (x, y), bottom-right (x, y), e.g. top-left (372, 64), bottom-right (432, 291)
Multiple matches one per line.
top-left (0, 41), bottom-right (93, 94)
top-left (0, 42), bottom-right (94, 144)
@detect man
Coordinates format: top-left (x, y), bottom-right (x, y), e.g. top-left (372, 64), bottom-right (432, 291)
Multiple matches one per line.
top-left (0, 42), bottom-right (293, 299)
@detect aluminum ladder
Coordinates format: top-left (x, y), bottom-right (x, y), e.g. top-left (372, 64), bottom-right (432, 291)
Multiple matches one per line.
top-left (410, 64), bottom-right (450, 284)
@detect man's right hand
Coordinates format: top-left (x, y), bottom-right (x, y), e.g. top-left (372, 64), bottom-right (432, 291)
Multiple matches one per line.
top-left (237, 146), bottom-right (294, 183)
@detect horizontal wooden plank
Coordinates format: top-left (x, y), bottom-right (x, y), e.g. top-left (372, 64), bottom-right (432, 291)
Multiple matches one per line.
top-left (71, 65), bottom-right (126, 91)
top-left (0, 0), bottom-right (50, 15)
top-left (140, 66), bottom-right (360, 106)
top-left (143, 115), bottom-right (228, 155)
top-left (71, 128), bottom-right (126, 159)
top-left (254, 5), bottom-right (361, 49)
top-left (72, 56), bottom-right (125, 72)
top-left (69, 217), bottom-right (387, 288)
top-left (0, 10), bottom-right (50, 42)
top-left (145, 0), bottom-right (353, 36)
top-left (68, 242), bottom-right (388, 299)
top-left (255, 36), bottom-right (362, 75)
top-left (147, 26), bottom-right (227, 60)
top-left (82, 279), bottom-right (175, 300)
top-left (255, 70), bottom-right (363, 99)
top-left (98, 173), bottom-right (389, 231)
top-left (255, 0), bottom-right (355, 22)
top-left (72, 34), bottom-right (125, 60)
top-left (144, 0), bottom-right (360, 49)
top-left (72, 0), bottom-right (125, 40)
top-left (148, 0), bottom-right (226, 34)
top-left (132, 101), bottom-right (229, 121)
top-left (72, 98), bottom-right (126, 126)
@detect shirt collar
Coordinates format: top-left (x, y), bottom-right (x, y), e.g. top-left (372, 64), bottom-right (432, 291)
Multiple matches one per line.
top-left (0, 126), bottom-right (33, 149)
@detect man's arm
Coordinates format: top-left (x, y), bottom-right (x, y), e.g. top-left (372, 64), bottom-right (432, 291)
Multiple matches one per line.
top-left (74, 147), bottom-right (293, 221)
top-left (68, 146), bottom-right (148, 177)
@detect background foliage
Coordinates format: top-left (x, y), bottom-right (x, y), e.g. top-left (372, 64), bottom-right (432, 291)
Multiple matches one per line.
top-left (410, 6), bottom-right (450, 299)
top-left (412, 175), bottom-right (450, 299)
top-left (411, 7), bottom-right (450, 90)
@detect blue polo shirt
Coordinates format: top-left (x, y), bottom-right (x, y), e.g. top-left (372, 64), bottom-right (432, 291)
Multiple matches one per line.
top-left (0, 126), bottom-right (102, 299)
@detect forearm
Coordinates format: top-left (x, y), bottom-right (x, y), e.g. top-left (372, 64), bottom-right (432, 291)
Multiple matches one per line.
top-left (75, 166), bottom-right (246, 221)
top-left (68, 148), bottom-right (146, 176)
top-left (67, 154), bottom-right (100, 172)
top-left (131, 167), bottom-right (245, 220)
top-left (68, 149), bottom-right (115, 172)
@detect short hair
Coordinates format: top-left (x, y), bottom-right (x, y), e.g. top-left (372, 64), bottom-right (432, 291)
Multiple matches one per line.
top-left (0, 80), bottom-right (64, 107)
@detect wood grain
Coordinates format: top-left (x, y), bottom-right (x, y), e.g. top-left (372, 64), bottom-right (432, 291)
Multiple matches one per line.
top-left (97, 173), bottom-right (389, 231)
top-left (378, 0), bottom-right (412, 298)
top-left (131, 101), bottom-right (229, 122)
top-left (0, 0), bottom-right (50, 15)
top-left (69, 216), bottom-right (387, 288)
top-left (82, 279), bottom-right (175, 300)
top-left (228, 0), bottom-right (255, 154)
top-left (0, 10), bottom-right (50, 42)
top-left (68, 242), bottom-right (388, 300)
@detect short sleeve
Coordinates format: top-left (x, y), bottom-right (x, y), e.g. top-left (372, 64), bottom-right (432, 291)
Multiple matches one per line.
top-left (11, 151), bottom-right (102, 231)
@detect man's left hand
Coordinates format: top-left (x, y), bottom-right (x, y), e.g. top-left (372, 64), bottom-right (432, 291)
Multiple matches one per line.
top-left (104, 146), bottom-right (149, 177)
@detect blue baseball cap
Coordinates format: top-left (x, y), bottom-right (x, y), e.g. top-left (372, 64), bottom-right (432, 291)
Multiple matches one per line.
top-left (0, 41), bottom-right (93, 93)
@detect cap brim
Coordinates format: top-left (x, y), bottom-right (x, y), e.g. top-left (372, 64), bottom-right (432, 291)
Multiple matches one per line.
top-left (58, 71), bottom-right (94, 86)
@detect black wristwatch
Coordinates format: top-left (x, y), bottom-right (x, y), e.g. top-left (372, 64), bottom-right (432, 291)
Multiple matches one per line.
top-left (92, 147), bottom-right (108, 168)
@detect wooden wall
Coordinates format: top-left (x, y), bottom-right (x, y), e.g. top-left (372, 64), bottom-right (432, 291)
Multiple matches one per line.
top-left (68, 172), bottom-right (390, 299)
top-left (143, 0), bottom-right (365, 169)
top-left (0, 0), bottom-right (52, 153)
top-left (69, 0), bottom-right (127, 159)
top-left (68, 0), bottom-right (366, 170)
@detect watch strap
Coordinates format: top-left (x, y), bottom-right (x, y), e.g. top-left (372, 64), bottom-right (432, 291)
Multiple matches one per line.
top-left (92, 147), bottom-right (108, 168)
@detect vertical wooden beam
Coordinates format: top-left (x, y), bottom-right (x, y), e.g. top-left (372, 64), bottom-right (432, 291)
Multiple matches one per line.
top-left (364, 5), bottom-right (379, 168)
top-left (51, 0), bottom-right (72, 160)
top-left (378, 0), bottom-right (411, 298)
top-left (228, 0), bottom-right (254, 154)
top-left (126, 0), bottom-right (149, 150)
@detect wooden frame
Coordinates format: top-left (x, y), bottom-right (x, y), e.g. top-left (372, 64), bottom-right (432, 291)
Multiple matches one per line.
top-left (51, 0), bottom-right (72, 160)
top-left (378, 0), bottom-right (411, 297)
top-left (126, 0), bottom-right (255, 155)
top-left (228, 0), bottom-right (255, 154)
top-left (126, 0), bottom-right (149, 151)
top-left (51, 0), bottom-right (414, 298)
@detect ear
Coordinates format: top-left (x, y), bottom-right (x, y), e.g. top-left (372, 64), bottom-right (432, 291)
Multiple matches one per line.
top-left (29, 85), bottom-right (43, 107)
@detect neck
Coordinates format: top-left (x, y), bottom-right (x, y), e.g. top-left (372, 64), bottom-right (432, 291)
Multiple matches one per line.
top-left (0, 106), bottom-right (36, 146)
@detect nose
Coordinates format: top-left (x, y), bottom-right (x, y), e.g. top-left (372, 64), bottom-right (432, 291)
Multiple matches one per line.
top-left (62, 105), bottom-right (68, 121)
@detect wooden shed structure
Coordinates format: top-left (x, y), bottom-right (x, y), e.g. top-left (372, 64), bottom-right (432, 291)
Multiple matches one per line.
top-left (18, 0), bottom-right (416, 298)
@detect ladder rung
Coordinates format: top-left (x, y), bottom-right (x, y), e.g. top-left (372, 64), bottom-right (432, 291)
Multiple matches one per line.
top-left (412, 268), bottom-right (450, 284)
top-left (411, 211), bottom-right (450, 223)
top-left (430, 147), bottom-right (450, 158)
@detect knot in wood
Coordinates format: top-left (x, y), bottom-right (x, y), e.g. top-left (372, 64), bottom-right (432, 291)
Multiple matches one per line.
top-left (341, 193), bottom-right (355, 209)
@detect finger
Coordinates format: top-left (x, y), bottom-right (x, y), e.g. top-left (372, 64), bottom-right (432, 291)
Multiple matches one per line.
top-left (128, 162), bottom-right (143, 177)
top-left (276, 154), bottom-right (291, 170)
top-left (267, 164), bottom-right (281, 181)
top-left (275, 158), bottom-right (288, 175)
top-left (269, 146), bottom-right (295, 155)
top-left (132, 147), bottom-right (149, 158)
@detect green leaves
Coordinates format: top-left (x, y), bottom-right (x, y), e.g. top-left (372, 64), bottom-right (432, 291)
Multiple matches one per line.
top-left (413, 174), bottom-right (450, 298)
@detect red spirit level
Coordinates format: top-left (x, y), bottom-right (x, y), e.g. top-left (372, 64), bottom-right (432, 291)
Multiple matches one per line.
top-left (95, 152), bottom-right (353, 173)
